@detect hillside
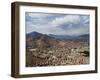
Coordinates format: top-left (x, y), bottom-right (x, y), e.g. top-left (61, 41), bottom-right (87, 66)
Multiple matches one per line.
top-left (26, 31), bottom-right (89, 67)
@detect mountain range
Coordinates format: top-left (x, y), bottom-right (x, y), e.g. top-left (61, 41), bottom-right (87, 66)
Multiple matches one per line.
top-left (26, 31), bottom-right (89, 41)
top-left (26, 31), bottom-right (89, 49)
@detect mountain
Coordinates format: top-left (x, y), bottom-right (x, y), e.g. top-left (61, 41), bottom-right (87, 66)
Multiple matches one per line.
top-left (48, 34), bottom-right (89, 41)
top-left (26, 31), bottom-right (60, 48)
top-left (48, 34), bottom-right (75, 40)
top-left (26, 32), bottom-right (89, 49)
top-left (26, 31), bottom-right (89, 40)
top-left (78, 34), bottom-right (89, 39)
top-left (26, 31), bottom-right (42, 38)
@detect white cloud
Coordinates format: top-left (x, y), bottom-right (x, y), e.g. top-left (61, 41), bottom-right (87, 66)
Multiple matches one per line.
top-left (26, 22), bottom-right (64, 35)
top-left (26, 12), bottom-right (50, 18)
top-left (51, 15), bottom-right (81, 26)
top-left (26, 13), bottom-right (89, 36)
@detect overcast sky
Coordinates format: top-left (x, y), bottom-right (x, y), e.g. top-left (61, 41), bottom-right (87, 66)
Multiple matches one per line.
top-left (25, 12), bottom-right (89, 36)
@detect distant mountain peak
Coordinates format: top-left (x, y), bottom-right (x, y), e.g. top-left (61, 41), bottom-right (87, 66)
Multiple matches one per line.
top-left (28, 31), bottom-right (41, 34)
top-left (26, 31), bottom-right (55, 40)
top-left (26, 31), bottom-right (43, 38)
top-left (78, 34), bottom-right (89, 37)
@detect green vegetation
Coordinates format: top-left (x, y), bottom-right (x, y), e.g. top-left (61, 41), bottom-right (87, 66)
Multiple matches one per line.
top-left (82, 51), bottom-right (89, 57)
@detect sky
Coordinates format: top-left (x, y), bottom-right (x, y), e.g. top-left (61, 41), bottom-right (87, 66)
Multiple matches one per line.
top-left (25, 12), bottom-right (90, 36)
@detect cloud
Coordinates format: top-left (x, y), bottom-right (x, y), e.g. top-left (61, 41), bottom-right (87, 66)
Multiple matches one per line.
top-left (25, 12), bottom-right (89, 36)
top-left (51, 15), bottom-right (81, 26)
top-left (26, 12), bottom-right (50, 18)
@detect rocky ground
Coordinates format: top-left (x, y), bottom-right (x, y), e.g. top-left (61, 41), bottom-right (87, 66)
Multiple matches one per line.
top-left (26, 40), bottom-right (89, 67)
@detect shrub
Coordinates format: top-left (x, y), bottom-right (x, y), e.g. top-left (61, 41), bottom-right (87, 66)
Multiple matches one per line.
top-left (82, 51), bottom-right (89, 57)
